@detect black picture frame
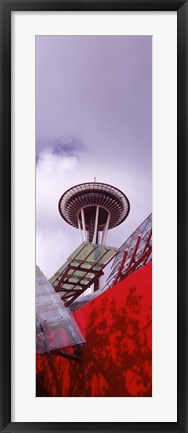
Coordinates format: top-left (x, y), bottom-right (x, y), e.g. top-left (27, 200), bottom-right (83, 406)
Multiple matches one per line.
top-left (0, 1), bottom-right (187, 432)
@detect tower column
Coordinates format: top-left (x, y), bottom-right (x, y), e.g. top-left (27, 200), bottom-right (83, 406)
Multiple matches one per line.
top-left (81, 208), bottom-right (86, 241)
top-left (77, 217), bottom-right (83, 242)
top-left (101, 213), bottom-right (111, 245)
top-left (92, 205), bottom-right (99, 244)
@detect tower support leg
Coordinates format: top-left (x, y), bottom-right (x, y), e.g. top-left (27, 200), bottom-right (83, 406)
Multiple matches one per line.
top-left (101, 213), bottom-right (110, 245)
top-left (92, 205), bottom-right (99, 244)
top-left (81, 208), bottom-right (86, 241)
top-left (77, 217), bottom-right (83, 242)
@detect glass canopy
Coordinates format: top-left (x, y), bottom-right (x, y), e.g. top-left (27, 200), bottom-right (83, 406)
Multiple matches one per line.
top-left (36, 266), bottom-right (85, 354)
top-left (49, 242), bottom-right (118, 307)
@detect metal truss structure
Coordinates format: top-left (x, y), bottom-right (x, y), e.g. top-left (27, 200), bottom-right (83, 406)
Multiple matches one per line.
top-left (49, 241), bottom-right (118, 306)
top-left (104, 213), bottom-right (152, 290)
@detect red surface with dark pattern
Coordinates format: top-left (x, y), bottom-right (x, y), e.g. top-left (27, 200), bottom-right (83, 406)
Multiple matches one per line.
top-left (36, 261), bottom-right (152, 397)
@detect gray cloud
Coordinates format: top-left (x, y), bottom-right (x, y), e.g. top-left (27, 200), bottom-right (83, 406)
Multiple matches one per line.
top-left (36, 137), bottom-right (85, 163)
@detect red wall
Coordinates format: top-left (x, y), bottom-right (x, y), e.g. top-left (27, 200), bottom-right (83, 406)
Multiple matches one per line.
top-left (36, 261), bottom-right (152, 397)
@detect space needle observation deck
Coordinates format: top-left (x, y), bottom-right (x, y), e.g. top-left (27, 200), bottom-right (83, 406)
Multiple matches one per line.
top-left (58, 181), bottom-right (130, 245)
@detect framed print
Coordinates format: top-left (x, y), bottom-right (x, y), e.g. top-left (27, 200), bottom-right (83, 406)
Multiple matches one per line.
top-left (0, 1), bottom-right (187, 432)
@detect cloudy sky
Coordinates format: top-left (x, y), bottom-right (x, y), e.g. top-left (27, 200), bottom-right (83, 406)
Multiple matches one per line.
top-left (36, 35), bottom-right (152, 280)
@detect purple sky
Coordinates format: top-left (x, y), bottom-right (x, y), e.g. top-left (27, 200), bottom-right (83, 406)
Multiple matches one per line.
top-left (36, 36), bottom-right (152, 279)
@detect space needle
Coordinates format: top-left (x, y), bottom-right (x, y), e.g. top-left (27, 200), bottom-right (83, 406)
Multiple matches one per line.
top-left (58, 180), bottom-right (130, 246)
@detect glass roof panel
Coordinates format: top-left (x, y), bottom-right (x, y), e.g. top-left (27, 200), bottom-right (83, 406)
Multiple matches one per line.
top-left (36, 266), bottom-right (85, 353)
top-left (50, 242), bottom-right (117, 305)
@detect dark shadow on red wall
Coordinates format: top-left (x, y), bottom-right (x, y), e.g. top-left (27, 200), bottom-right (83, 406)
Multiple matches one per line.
top-left (36, 261), bottom-right (152, 397)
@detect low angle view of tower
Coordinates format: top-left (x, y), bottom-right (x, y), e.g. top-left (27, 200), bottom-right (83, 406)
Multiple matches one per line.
top-left (35, 35), bottom-right (152, 400)
top-left (58, 180), bottom-right (130, 245)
